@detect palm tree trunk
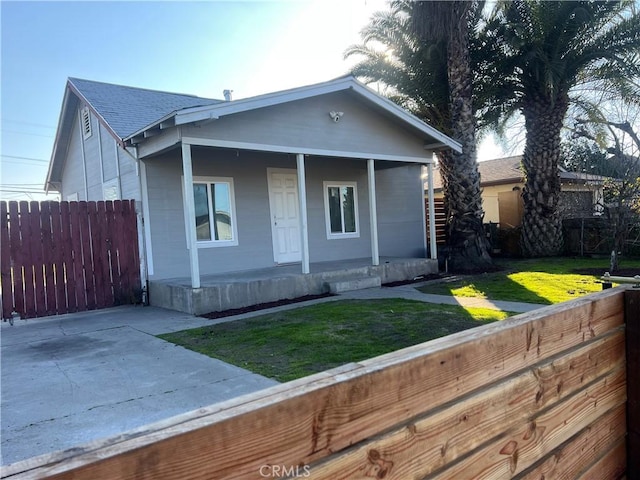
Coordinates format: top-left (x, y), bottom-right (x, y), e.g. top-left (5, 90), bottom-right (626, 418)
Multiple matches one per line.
top-left (441, 1), bottom-right (492, 271)
top-left (520, 93), bottom-right (569, 257)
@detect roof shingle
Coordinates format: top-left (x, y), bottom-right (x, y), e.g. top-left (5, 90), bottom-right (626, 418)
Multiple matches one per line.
top-left (68, 78), bottom-right (222, 139)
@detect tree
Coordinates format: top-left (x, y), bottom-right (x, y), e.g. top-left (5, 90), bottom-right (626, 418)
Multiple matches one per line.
top-left (572, 107), bottom-right (640, 270)
top-left (481, 0), bottom-right (640, 257)
top-left (412, 1), bottom-right (492, 271)
top-left (346, 0), bottom-right (492, 272)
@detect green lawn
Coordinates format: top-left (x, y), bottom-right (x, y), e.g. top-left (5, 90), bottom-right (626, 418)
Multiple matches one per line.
top-left (159, 299), bottom-right (511, 382)
top-left (419, 257), bottom-right (640, 304)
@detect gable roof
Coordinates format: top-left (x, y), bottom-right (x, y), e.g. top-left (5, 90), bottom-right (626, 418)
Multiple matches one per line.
top-left (47, 75), bottom-right (462, 190)
top-left (68, 77), bottom-right (223, 139)
top-left (431, 156), bottom-right (523, 190)
top-left (431, 155), bottom-right (610, 191)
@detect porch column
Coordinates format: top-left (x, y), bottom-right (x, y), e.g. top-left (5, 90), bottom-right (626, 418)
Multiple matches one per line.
top-left (181, 143), bottom-right (201, 288)
top-left (296, 153), bottom-right (310, 274)
top-left (426, 153), bottom-right (438, 260)
top-left (367, 159), bottom-right (380, 266)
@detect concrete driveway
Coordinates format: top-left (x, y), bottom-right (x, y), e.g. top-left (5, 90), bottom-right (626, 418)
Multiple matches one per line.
top-left (0, 306), bottom-right (278, 466)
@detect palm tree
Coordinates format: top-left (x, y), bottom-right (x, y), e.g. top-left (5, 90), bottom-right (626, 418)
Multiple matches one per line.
top-left (481, 0), bottom-right (640, 257)
top-left (347, 0), bottom-right (493, 271)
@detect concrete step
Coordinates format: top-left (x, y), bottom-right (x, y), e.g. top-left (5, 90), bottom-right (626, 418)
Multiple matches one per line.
top-left (327, 276), bottom-right (381, 294)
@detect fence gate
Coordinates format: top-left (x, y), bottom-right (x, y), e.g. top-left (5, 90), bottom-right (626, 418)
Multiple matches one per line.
top-left (1, 200), bottom-right (141, 320)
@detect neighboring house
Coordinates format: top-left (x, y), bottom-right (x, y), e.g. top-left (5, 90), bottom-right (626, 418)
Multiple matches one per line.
top-left (429, 156), bottom-right (607, 228)
top-left (45, 76), bottom-right (460, 314)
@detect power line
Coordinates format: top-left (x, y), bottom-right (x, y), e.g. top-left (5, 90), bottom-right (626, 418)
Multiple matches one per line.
top-left (0, 189), bottom-right (47, 194)
top-left (3, 119), bottom-right (56, 129)
top-left (2, 129), bottom-right (54, 138)
top-left (0, 154), bottom-right (49, 163)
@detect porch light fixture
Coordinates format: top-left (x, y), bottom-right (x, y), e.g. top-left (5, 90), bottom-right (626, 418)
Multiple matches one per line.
top-left (329, 111), bottom-right (344, 122)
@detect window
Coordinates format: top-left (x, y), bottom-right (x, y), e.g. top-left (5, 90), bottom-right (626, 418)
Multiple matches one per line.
top-left (323, 181), bottom-right (359, 239)
top-left (191, 176), bottom-right (238, 247)
top-left (81, 107), bottom-right (92, 139)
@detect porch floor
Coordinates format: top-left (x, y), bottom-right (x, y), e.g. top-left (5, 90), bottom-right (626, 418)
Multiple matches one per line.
top-left (149, 257), bottom-right (438, 315)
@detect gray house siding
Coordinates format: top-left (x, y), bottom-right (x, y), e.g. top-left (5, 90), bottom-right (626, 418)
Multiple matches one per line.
top-left (376, 164), bottom-right (426, 258)
top-left (60, 107), bottom-right (141, 202)
top-left (60, 110), bottom-right (87, 200)
top-left (144, 148), bottom-right (425, 281)
top-left (83, 111), bottom-right (104, 200)
top-left (181, 91), bottom-right (430, 160)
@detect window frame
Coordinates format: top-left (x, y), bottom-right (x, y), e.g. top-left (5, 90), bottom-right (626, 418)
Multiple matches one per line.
top-left (186, 176), bottom-right (239, 249)
top-left (323, 181), bottom-right (360, 240)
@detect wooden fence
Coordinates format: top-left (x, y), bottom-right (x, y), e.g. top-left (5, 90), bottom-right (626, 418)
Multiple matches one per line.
top-left (1, 200), bottom-right (141, 320)
top-left (2, 288), bottom-right (637, 479)
top-left (426, 197), bottom-right (446, 246)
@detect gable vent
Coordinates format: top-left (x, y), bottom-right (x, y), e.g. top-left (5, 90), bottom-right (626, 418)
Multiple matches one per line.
top-left (81, 106), bottom-right (92, 139)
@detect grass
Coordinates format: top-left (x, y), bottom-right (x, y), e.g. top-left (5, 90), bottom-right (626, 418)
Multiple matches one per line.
top-left (419, 257), bottom-right (640, 305)
top-left (159, 299), bottom-right (511, 382)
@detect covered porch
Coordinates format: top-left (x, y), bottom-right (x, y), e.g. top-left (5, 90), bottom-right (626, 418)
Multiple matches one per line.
top-left (149, 256), bottom-right (437, 315)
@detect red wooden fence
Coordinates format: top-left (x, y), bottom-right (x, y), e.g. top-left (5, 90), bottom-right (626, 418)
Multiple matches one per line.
top-left (1, 200), bottom-right (141, 320)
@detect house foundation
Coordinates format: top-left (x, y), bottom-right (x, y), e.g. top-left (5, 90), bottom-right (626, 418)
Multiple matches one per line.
top-left (148, 257), bottom-right (438, 315)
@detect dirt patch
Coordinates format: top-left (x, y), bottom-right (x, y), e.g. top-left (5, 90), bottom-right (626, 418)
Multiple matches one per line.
top-left (201, 293), bottom-right (334, 319)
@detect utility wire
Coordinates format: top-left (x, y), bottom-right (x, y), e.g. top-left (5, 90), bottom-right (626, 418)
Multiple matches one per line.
top-left (1, 129), bottom-right (54, 138)
top-left (1, 154), bottom-right (49, 163)
top-left (2, 120), bottom-right (56, 129)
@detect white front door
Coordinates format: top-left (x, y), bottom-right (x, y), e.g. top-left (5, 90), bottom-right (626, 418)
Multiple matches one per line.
top-left (267, 169), bottom-right (301, 264)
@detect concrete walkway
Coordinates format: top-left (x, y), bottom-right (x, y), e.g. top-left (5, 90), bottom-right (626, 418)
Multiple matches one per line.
top-left (1, 306), bottom-right (278, 466)
top-left (341, 283), bottom-right (544, 313)
top-left (0, 282), bottom-right (543, 466)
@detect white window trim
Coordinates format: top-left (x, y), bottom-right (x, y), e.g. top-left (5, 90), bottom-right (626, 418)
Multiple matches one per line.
top-left (183, 175), bottom-right (239, 249)
top-left (323, 181), bottom-right (360, 240)
top-left (102, 178), bottom-right (120, 201)
top-left (81, 106), bottom-right (92, 139)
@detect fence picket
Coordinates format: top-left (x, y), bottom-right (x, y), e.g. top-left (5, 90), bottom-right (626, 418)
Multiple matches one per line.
top-left (9, 202), bottom-right (25, 317)
top-left (20, 201), bottom-right (36, 317)
top-left (40, 202), bottom-right (57, 315)
top-left (92, 202), bottom-right (107, 309)
top-left (60, 202), bottom-right (76, 313)
top-left (1, 202), bottom-right (13, 319)
top-left (29, 201), bottom-right (47, 316)
top-left (105, 201), bottom-right (118, 304)
top-left (69, 202), bottom-right (87, 312)
top-left (81, 202), bottom-right (96, 310)
top-left (50, 202), bottom-right (66, 314)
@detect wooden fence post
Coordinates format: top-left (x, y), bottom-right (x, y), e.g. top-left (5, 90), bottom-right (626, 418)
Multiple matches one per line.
top-left (627, 287), bottom-right (640, 479)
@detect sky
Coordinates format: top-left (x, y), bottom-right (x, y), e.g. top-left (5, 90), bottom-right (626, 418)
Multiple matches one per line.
top-left (0, 0), bottom-right (510, 202)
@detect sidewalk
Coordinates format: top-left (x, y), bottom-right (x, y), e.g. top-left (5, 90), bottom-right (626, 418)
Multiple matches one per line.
top-left (341, 283), bottom-right (544, 313)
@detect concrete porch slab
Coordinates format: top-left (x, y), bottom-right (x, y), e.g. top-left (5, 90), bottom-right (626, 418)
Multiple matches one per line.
top-left (149, 257), bottom-right (438, 315)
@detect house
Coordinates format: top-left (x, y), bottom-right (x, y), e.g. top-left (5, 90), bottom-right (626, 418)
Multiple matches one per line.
top-left (45, 76), bottom-right (461, 314)
top-left (428, 156), bottom-right (607, 229)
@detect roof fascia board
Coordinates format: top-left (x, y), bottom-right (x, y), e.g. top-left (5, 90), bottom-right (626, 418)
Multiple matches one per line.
top-left (44, 88), bottom-right (77, 190)
top-left (137, 128), bottom-right (182, 158)
top-left (125, 111), bottom-right (178, 143)
top-left (174, 77), bottom-right (355, 126)
top-left (181, 136), bottom-right (434, 164)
